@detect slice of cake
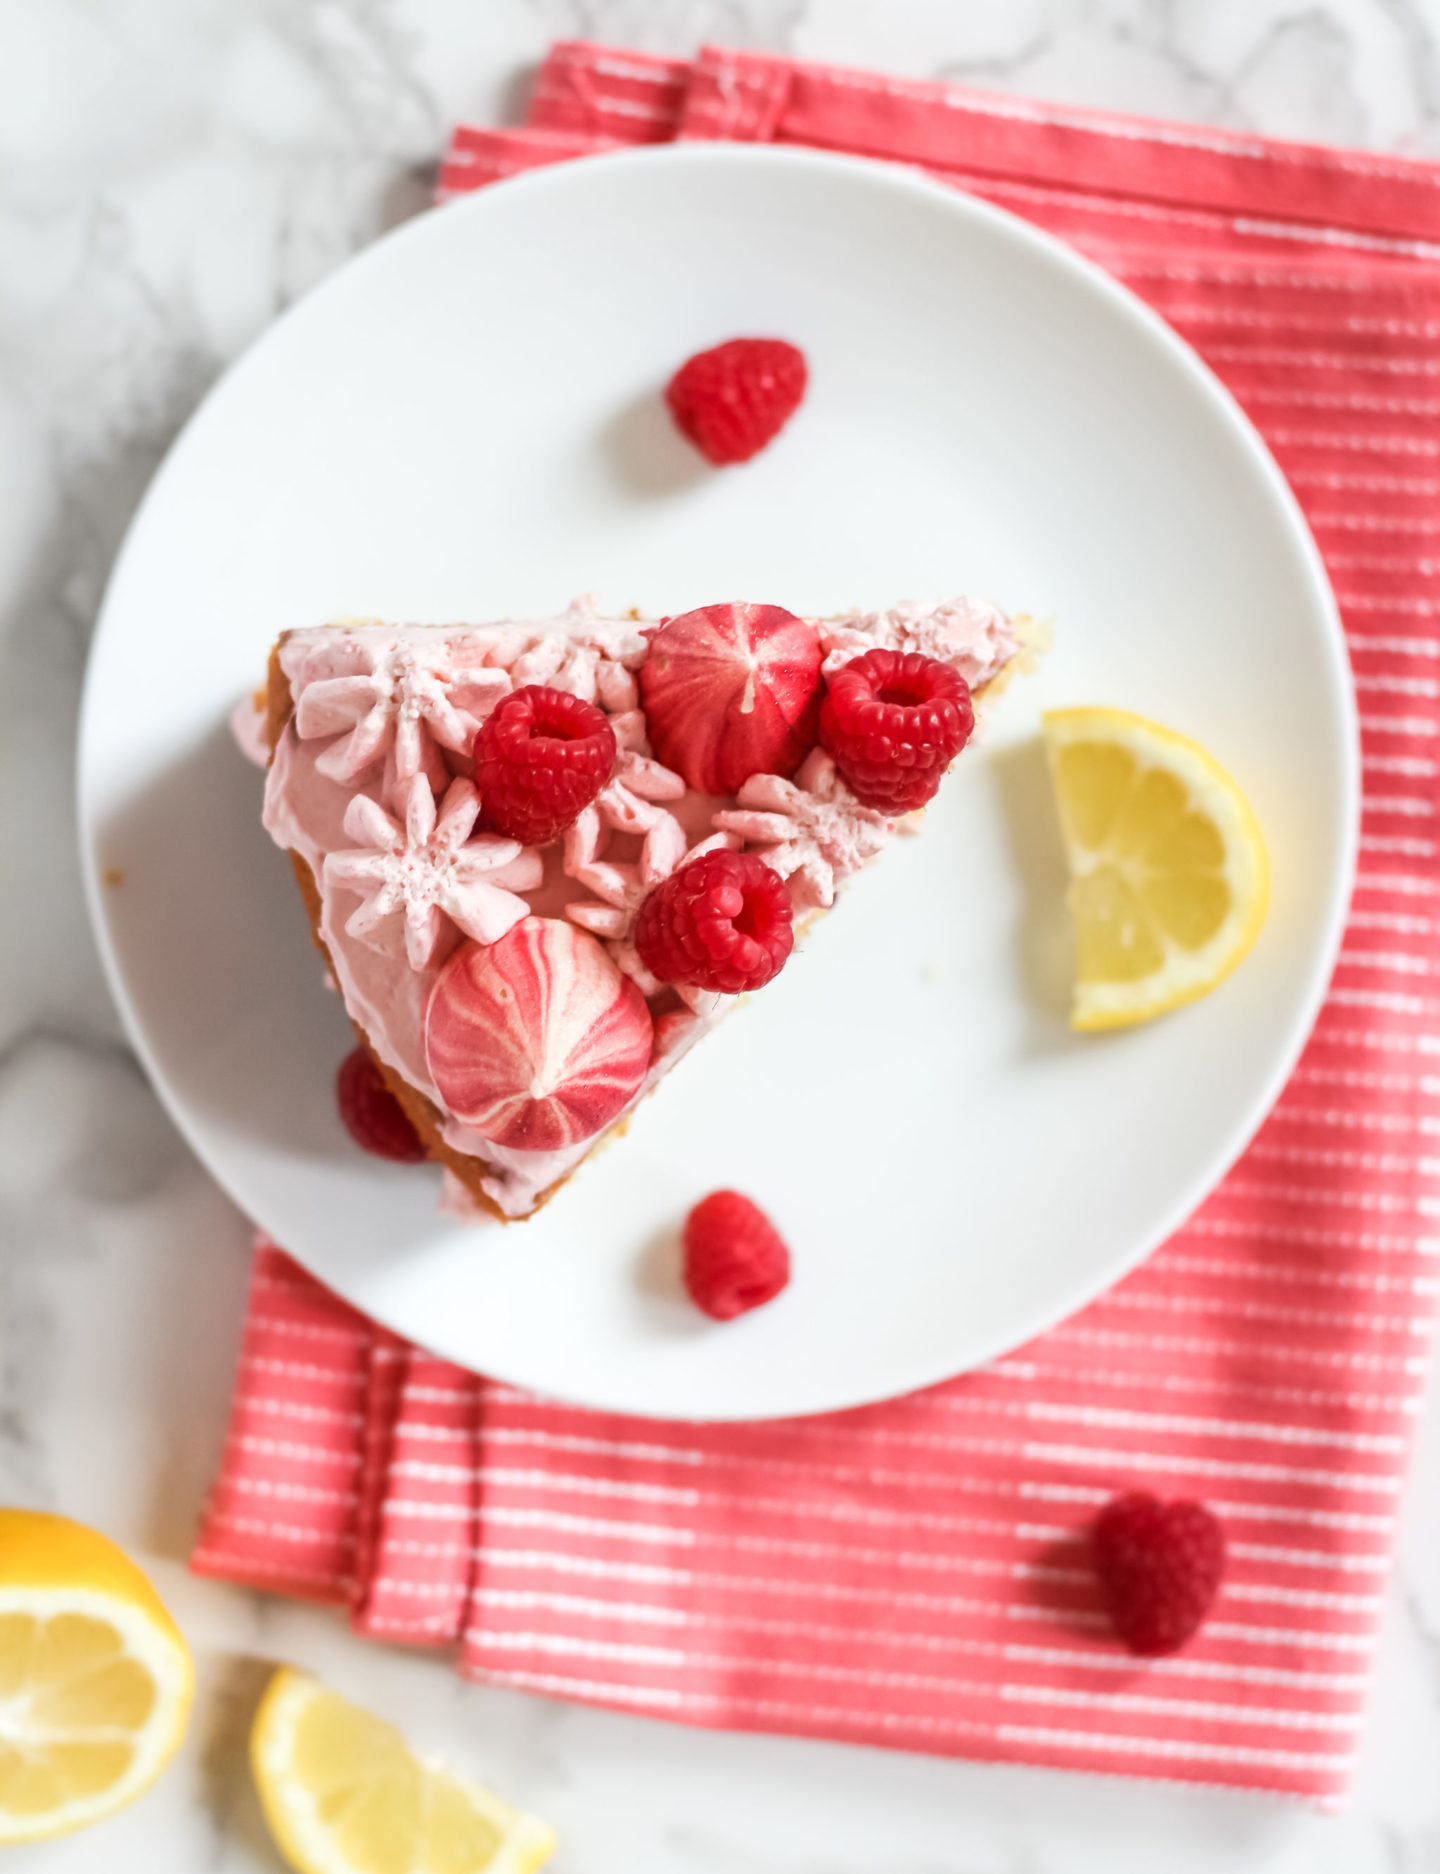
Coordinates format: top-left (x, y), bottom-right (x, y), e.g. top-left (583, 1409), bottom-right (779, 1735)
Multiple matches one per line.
top-left (260, 595), bottom-right (1034, 1220)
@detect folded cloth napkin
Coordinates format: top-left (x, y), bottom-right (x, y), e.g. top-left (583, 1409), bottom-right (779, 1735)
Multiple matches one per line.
top-left (193, 43), bottom-right (1440, 1807)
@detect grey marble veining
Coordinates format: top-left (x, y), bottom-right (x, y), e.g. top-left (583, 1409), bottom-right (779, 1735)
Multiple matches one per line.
top-left (6, 1), bottom-right (1440, 1867)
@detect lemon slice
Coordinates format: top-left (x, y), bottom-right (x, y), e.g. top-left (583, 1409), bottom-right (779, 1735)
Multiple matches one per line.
top-left (0, 1509), bottom-right (193, 1842)
top-left (1043, 707), bottom-right (1269, 1030)
top-left (251, 1668), bottom-right (556, 1874)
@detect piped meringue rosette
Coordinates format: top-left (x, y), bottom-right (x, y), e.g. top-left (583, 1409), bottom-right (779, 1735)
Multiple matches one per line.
top-left (260, 595), bottom-right (1028, 1218)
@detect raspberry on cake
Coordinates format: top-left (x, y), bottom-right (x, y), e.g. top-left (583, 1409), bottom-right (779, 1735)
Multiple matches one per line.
top-left (820, 647), bottom-right (975, 812)
top-left (636, 850), bottom-right (793, 994)
top-left (475, 685), bottom-right (617, 845)
top-left (258, 593), bottom-right (1033, 1220)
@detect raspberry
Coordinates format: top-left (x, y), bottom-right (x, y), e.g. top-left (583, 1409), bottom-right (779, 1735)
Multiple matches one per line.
top-left (683, 1190), bottom-right (791, 1319)
top-left (336, 1047), bottom-right (426, 1162)
top-left (664, 338), bottom-right (808, 466)
top-left (635, 850), bottom-right (793, 994)
top-left (1092, 1493), bottom-right (1226, 1657)
top-left (475, 685), bottom-right (617, 845)
top-left (819, 649), bottom-right (974, 814)
top-left (638, 602), bottom-right (823, 795)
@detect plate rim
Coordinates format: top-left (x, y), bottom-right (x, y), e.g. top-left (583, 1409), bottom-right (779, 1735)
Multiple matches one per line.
top-left (77, 140), bottom-right (1360, 1420)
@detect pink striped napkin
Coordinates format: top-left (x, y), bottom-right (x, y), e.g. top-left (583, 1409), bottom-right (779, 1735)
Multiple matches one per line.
top-left (194, 43), bottom-right (1440, 1805)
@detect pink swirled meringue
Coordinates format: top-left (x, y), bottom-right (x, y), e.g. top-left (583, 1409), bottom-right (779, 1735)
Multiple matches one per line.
top-left (425, 918), bottom-right (653, 1152)
top-left (712, 749), bottom-right (891, 911)
top-left (323, 773), bottom-right (542, 970)
top-left (820, 596), bottom-right (1017, 689)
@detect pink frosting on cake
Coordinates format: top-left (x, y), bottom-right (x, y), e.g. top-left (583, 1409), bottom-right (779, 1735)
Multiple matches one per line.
top-left (259, 595), bottom-right (1018, 1216)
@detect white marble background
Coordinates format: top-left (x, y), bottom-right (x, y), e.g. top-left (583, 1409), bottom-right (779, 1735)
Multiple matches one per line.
top-left (6, 1), bottom-right (1440, 1868)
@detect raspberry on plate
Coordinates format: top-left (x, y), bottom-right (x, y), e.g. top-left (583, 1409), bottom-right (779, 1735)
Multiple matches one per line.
top-left (635, 849), bottom-right (793, 994)
top-left (819, 647), bottom-right (974, 814)
top-left (683, 1190), bottom-right (791, 1319)
top-left (1092, 1492), bottom-right (1226, 1656)
top-left (664, 337), bottom-right (807, 465)
top-left (638, 601), bottom-right (823, 795)
top-left (475, 684), bottom-right (617, 845)
top-left (336, 1047), bottom-right (426, 1162)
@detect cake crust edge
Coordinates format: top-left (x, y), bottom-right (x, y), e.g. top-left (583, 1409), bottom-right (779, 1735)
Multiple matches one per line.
top-left (267, 639), bottom-right (578, 1224)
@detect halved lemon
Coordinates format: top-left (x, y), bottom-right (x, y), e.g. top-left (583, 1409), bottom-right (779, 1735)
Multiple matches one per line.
top-left (0, 1509), bottom-right (194, 1842)
top-left (251, 1667), bottom-right (556, 1874)
top-left (1043, 707), bottom-right (1269, 1030)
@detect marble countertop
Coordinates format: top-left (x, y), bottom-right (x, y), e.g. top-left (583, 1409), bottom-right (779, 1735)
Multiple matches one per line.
top-left (6, 0), bottom-right (1440, 1867)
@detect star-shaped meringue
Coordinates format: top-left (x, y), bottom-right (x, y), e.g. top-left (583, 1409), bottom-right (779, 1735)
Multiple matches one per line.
top-left (295, 638), bottom-right (511, 783)
top-left (487, 599), bottom-right (649, 711)
top-left (712, 750), bottom-right (890, 910)
top-left (323, 774), bottom-right (541, 970)
top-left (561, 755), bottom-right (692, 940)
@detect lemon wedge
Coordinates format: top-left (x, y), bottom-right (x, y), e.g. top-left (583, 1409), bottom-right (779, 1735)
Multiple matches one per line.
top-left (251, 1667), bottom-right (556, 1874)
top-left (0, 1509), bottom-right (193, 1842)
top-left (1043, 707), bottom-right (1269, 1030)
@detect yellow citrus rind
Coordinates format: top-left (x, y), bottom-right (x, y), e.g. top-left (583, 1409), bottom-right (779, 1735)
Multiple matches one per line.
top-left (0, 1509), bottom-right (193, 1843)
top-left (1043, 706), bottom-right (1270, 1031)
top-left (251, 1667), bottom-right (556, 1874)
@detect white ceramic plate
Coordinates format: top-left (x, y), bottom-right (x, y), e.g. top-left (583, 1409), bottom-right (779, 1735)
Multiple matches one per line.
top-left (79, 145), bottom-right (1356, 1421)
